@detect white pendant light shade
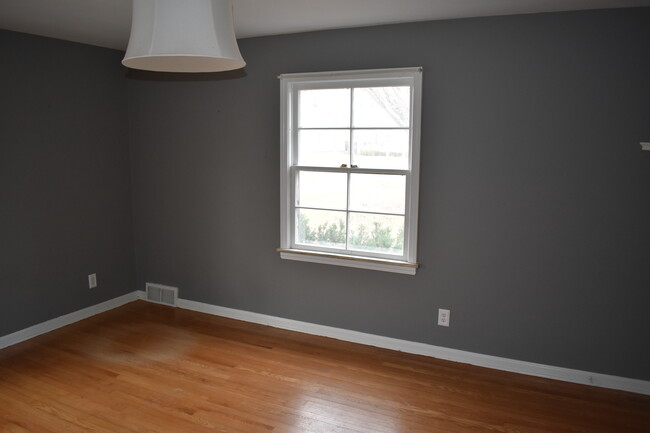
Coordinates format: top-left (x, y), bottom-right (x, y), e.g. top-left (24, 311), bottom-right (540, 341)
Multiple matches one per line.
top-left (122, 0), bottom-right (246, 73)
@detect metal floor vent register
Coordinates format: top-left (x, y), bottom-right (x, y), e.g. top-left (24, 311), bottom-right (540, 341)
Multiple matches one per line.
top-left (145, 283), bottom-right (178, 306)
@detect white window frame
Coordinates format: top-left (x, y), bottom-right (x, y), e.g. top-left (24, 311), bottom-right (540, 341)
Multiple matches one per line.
top-left (278, 67), bottom-right (422, 275)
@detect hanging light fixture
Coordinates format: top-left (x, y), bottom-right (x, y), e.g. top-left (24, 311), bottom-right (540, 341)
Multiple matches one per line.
top-left (122, 0), bottom-right (246, 73)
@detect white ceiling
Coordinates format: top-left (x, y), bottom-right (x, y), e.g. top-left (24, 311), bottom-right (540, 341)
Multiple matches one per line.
top-left (1, 0), bottom-right (649, 51)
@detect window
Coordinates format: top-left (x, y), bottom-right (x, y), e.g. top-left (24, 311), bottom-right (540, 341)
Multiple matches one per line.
top-left (279, 68), bottom-right (422, 275)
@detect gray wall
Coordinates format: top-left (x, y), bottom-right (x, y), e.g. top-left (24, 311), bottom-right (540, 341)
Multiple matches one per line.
top-left (0, 30), bottom-right (135, 336)
top-left (128, 8), bottom-right (650, 381)
top-left (2, 7), bottom-right (649, 382)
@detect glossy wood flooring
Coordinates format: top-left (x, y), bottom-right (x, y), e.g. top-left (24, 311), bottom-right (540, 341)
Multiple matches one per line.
top-left (0, 301), bottom-right (648, 432)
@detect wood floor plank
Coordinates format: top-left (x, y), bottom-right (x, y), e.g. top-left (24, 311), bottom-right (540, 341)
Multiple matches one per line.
top-left (1, 300), bottom-right (649, 432)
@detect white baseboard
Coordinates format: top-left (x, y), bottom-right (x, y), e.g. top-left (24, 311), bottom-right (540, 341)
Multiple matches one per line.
top-left (0, 291), bottom-right (139, 350)
top-left (176, 297), bottom-right (650, 396)
top-left (2, 290), bottom-right (648, 396)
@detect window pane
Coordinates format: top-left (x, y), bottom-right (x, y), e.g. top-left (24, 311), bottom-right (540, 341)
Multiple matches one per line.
top-left (299, 88), bottom-right (350, 128)
top-left (352, 129), bottom-right (409, 169)
top-left (348, 213), bottom-right (404, 256)
top-left (352, 86), bottom-right (410, 127)
top-left (349, 174), bottom-right (405, 214)
top-left (296, 171), bottom-right (347, 210)
top-left (298, 130), bottom-right (350, 167)
top-left (296, 208), bottom-right (347, 249)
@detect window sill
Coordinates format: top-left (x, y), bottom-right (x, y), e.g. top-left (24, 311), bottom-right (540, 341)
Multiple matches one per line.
top-left (277, 248), bottom-right (418, 275)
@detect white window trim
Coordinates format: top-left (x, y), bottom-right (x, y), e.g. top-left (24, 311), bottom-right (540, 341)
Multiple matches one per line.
top-left (279, 67), bottom-right (422, 275)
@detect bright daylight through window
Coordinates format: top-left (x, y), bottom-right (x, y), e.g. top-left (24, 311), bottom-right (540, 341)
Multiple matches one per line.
top-left (279, 68), bottom-right (422, 274)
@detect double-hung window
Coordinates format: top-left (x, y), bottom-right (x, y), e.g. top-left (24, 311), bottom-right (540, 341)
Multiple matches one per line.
top-left (279, 68), bottom-right (422, 275)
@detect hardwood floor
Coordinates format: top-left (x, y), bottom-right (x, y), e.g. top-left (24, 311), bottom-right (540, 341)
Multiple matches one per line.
top-left (0, 301), bottom-right (648, 432)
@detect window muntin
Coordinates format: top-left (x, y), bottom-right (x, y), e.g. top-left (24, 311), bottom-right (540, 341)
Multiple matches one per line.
top-left (280, 68), bottom-right (422, 270)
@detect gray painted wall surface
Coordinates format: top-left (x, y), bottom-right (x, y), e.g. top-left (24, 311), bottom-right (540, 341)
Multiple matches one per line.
top-left (2, 7), bottom-right (648, 382)
top-left (0, 30), bottom-right (135, 336)
top-left (128, 8), bottom-right (650, 381)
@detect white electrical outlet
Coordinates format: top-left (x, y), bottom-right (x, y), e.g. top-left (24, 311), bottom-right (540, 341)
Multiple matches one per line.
top-left (438, 308), bottom-right (450, 327)
top-left (88, 273), bottom-right (97, 289)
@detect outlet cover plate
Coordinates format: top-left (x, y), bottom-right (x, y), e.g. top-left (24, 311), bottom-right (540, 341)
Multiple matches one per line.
top-left (438, 308), bottom-right (450, 327)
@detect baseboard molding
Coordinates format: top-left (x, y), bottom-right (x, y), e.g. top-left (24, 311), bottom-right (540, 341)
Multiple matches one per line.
top-left (176, 297), bottom-right (650, 396)
top-left (0, 291), bottom-right (139, 350)
top-left (2, 291), bottom-right (648, 396)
